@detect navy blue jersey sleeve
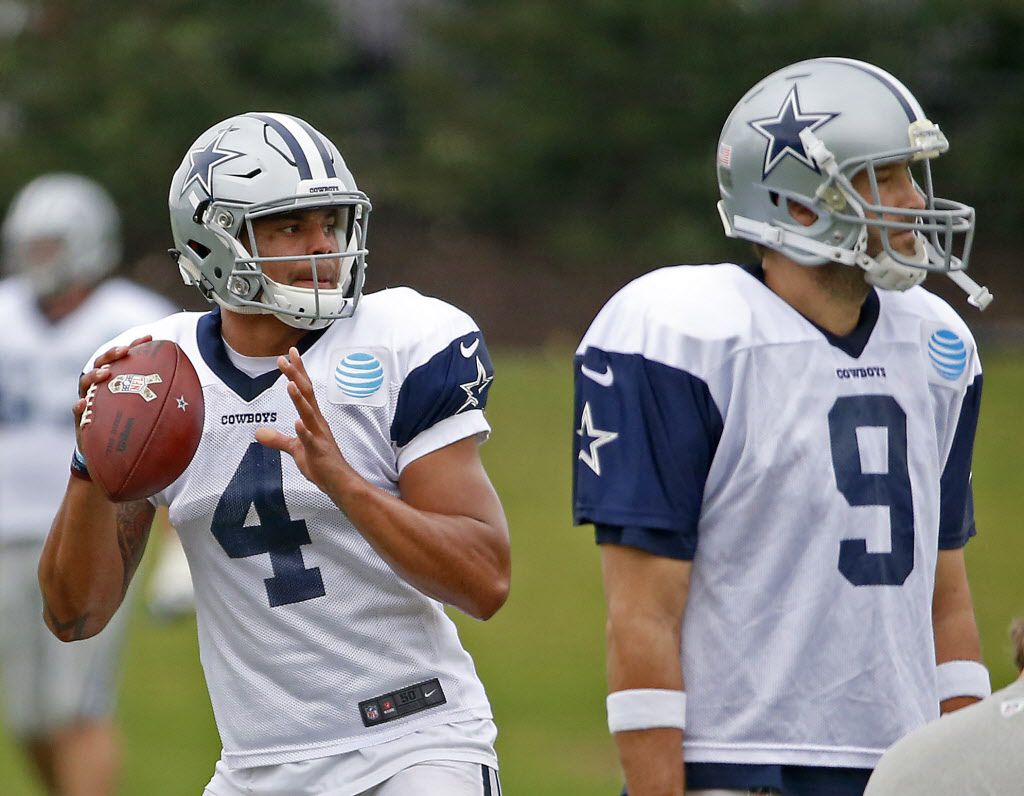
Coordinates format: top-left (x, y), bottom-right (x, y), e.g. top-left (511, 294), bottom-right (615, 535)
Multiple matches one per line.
top-left (939, 374), bottom-right (982, 549)
top-left (595, 524), bottom-right (699, 561)
top-left (391, 330), bottom-right (494, 447)
top-left (572, 346), bottom-right (723, 559)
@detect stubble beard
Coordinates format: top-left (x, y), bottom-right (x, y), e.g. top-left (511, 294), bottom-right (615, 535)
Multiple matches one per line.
top-left (811, 261), bottom-right (872, 304)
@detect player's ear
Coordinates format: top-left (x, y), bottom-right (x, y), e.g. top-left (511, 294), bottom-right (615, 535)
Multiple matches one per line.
top-left (786, 198), bottom-right (818, 228)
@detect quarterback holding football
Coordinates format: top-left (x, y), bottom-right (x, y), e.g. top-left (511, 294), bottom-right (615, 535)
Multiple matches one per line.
top-left (39, 113), bottom-right (511, 796)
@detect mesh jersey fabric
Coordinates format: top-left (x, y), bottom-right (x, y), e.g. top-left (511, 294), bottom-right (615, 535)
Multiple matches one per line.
top-left (87, 287), bottom-right (498, 767)
top-left (573, 263), bottom-right (982, 769)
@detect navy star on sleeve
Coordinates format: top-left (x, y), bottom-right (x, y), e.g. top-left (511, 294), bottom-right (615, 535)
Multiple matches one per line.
top-left (391, 330), bottom-right (494, 447)
top-left (572, 345), bottom-right (724, 560)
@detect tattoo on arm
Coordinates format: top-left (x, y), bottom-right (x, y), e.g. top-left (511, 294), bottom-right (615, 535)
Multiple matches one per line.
top-left (42, 594), bottom-right (89, 641)
top-left (115, 500), bottom-right (153, 597)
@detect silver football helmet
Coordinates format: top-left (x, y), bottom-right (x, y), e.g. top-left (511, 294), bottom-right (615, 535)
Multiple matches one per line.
top-left (1, 173), bottom-right (121, 298)
top-left (717, 57), bottom-right (991, 309)
top-left (169, 112), bottom-right (371, 330)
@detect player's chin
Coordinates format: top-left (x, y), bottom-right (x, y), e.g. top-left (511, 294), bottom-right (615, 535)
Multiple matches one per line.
top-left (874, 232), bottom-right (916, 258)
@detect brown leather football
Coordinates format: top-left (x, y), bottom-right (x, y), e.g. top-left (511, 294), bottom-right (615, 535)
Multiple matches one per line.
top-left (80, 340), bottom-right (204, 501)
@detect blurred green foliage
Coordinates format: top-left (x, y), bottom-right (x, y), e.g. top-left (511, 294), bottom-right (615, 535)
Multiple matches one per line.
top-left (1, 0), bottom-right (1022, 290)
top-left (0, 0), bottom-right (363, 256)
top-left (397, 0), bottom-right (1024, 269)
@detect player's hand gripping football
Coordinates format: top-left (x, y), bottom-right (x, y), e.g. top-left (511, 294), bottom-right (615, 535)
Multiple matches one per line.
top-left (255, 347), bottom-right (354, 489)
top-left (73, 335), bottom-right (154, 452)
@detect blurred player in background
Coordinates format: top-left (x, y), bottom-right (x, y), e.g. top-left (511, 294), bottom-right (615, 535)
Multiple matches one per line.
top-left (0, 173), bottom-right (175, 796)
top-left (573, 58), bottom-right (991, 795)
top-left (146, 529), bottom-right (196, 621)
top-left (38, 113), bottom-right (511, 795)
top-left (865, 618), bottom-right (1024, 795)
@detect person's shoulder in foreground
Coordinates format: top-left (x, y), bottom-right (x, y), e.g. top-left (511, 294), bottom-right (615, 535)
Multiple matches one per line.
top-left (865, 619), bottom-right (1024, 795)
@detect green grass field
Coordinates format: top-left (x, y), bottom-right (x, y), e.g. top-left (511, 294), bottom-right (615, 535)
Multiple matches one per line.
top-left (2, 348), bottom-right (1022, 795)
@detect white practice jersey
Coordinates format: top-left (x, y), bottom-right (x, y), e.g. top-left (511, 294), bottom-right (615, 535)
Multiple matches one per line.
top-left (89, 287), bottom-right (497, 768)
top-left (573, 264), bottom-right (982, 770)
top-left (0, 277), bottom-right (175, 542)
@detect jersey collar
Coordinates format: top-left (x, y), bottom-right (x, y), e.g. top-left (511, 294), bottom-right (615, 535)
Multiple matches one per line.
top-left (196, 307), bottom-right (328, 401)
top-left (739, 263), bottom-right (879, 359)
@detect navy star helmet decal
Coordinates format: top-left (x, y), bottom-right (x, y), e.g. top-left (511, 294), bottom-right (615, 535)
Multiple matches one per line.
top-left (748, 86), bottom-right (839, 179)
top-left (179, 127), bottom-right (245, 198)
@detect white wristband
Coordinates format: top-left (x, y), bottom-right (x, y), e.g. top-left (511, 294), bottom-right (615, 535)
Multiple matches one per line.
top-left (936, 660), bottom-right (991, 702)
top-left (606, 689), bottom-right (686, 733)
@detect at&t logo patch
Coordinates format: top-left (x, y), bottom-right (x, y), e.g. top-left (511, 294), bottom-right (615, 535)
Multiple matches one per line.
top-left (927, 330), bottom-right (967, 381)
top-left (335, 353), bottom-right (384, 397)
top-left (328, 349), bottom-right (389, 407)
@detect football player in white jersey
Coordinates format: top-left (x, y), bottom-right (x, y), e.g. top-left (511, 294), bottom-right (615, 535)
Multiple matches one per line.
top-left (573, 58), bottom-right (991, 796)
top-left (0, 173), bottom-right (175, 796)
top-left (38, 113), bottom-right (510, 796)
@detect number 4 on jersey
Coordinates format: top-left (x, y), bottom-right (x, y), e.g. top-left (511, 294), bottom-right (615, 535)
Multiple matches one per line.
top-left (212, 442), bottom-right (326, 607)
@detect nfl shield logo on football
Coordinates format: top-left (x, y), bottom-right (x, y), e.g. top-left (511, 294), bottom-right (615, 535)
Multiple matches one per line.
top-left (107, 373), bottom-right (163, 402)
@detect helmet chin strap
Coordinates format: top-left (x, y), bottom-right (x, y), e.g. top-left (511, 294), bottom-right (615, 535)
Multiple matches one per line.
top-left (261, 278), bottom-right (343, 330)
top-left (855, 232), bottom-right (928, 292)
top-left (854, 229), bottom-right (993, 309)
top-left (946, 269), bottom-right (994, 310)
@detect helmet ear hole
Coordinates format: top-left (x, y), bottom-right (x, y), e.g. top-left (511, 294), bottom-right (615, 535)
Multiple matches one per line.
top-left (787, 200), bottom-right (818, 228)
top-left (188, 240), bottom-right (211, 259)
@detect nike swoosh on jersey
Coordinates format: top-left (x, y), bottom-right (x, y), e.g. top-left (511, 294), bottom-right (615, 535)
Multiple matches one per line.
top-left (423, 688), bottom-right (438, 698)
top-left (580, 363), bottom-right (614, 387)
top-left (460, 339), bottom-right (480, 357)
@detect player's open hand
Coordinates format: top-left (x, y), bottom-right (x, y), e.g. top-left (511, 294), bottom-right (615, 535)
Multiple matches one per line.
top-left (255, 347), bottom-right (352, 489)
top-left (73, 335), bottom-right (154, 451)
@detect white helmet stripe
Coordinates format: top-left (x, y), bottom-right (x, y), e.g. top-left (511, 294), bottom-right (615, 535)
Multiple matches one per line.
top-left (293, 117), bottom-right (338, 179)
top-left (250, 112), bottom-right (332, 180)
top-left (820, 57), bottom-right (925, 121)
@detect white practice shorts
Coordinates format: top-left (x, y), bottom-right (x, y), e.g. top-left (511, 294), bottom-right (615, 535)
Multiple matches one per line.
top-left (204, 758), bottom-right (501, 796)
top-left (0, 540), bottom-right (132, 738)
top-left (204, 718), bottom-right (500, 796)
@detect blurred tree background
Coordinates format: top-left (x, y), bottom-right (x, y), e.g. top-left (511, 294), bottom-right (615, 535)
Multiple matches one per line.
top-left (1, 0), bottom-right (1021, 342)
